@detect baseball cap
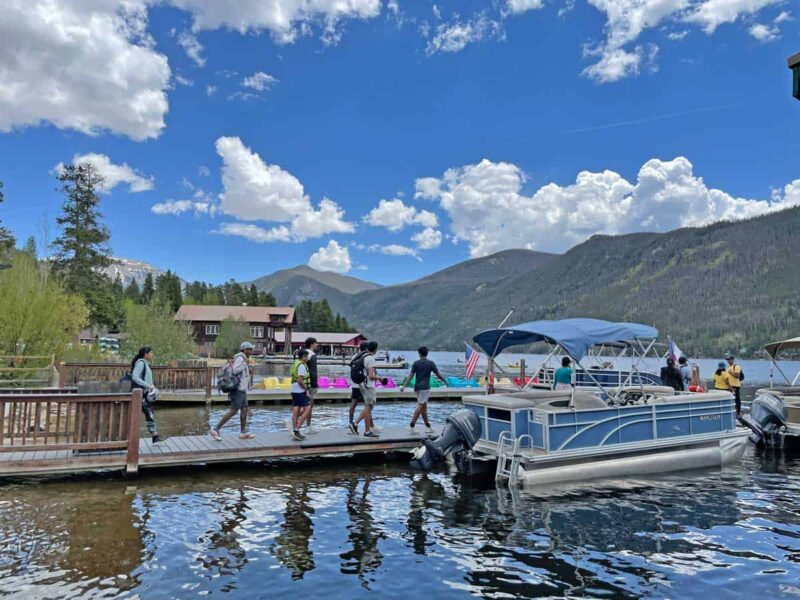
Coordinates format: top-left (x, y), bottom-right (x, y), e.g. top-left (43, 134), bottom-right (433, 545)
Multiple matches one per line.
top-left (240, 341), bottom-right (255, 350)
top-left (724, 353), bottom-right (734, 360)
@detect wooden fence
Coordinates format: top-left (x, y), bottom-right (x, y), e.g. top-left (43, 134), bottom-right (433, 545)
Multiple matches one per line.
top-left (0, 389), bottom-right (142, 474)
top-left (0, 355), bottom-right (56, 389)
top-left (58, 363), bottom-right (215, 397)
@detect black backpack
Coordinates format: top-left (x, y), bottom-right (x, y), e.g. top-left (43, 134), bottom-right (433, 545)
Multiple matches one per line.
top-left (217, 360), bottom-right (240, 393)
top-left (350, 351), bottom-right (367, 385)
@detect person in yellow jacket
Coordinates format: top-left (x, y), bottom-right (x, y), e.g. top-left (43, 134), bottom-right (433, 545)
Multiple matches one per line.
top-left (290, 350), bottom-right (312, 441)
top-left (713, 361), bottom-right (730, 391)
top-left (725, 353), bottom-right (743, 415)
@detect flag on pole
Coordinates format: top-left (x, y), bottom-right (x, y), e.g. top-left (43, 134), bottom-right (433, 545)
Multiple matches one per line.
top-left (465, 343), bottom-right (480, 380)
top-left (668, 338), bottom-right (683, 362)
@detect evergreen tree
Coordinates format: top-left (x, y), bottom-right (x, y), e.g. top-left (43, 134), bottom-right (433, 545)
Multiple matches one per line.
top-left (215, 318), bottom-right (250, 358)
top-left (155, 270), bottom-right (182, 312)
top-left (0, 181), bottom-right (15, 252)
top-left (22, 236), bottom-right (36, 258)
top-left (124, 278), bottom-right (141, 303)
top-left (258, 291), bottom-right (276, 307)
top-left (52, 162), bottom-right (112, 325)
top-left (141, 273), bottom-right (155, 304)
top-left (112, 274), bottom-right (124, 297)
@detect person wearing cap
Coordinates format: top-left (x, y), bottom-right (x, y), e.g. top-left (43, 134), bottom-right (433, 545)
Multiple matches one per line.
top-left (298, 337), bottom-right (319, 434)
top-left (553, 356), bottom-right (574, 390)
top-left (210, 341), bottom-right (255, 440)
top-left (713, 361), bottom-right (730, 391)
top-left (725, 353), bottom-right (743, 414)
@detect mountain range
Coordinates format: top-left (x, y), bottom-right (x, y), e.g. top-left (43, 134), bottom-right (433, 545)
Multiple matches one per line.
top-left (114, 206), bottom-right (800, 357)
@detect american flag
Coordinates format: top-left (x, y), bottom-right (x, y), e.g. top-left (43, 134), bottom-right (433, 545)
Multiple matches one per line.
top-left (465, 343), bottom-right (480, 380)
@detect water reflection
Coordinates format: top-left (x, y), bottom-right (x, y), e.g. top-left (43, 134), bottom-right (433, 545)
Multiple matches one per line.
top-left (1, 453), bottom-right (800, 598)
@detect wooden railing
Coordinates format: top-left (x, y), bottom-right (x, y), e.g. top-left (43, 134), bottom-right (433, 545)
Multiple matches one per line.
top-left (0, 389), bottom-right (142, 474)
top-left (59, 363), bottom-right (215, 396)
top-left (0, 354), bottom-right (56, 389)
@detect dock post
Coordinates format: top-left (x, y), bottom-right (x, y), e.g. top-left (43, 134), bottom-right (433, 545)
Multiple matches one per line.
top-left (205, 366), bottom-right (213, 400)
top-left (520, 359), bottom-right (526, 386)
top-left (57, 362), bottom-right (67, 388)
top-left (126, 389), bottom-right (142, 476)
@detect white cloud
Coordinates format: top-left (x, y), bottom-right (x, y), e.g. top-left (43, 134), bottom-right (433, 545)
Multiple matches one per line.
top-left (215, 136), bottom-right (354, 242)
top-left (242, 71), bottom-right (279, 91)
top-left (774, 11), bottom-right (792, 23)
top-left (206, 85), bottom-right (218, 96)
top-left (417, 156), bottom-right (800, 257)
top-left (175, 75), bottom-right (195, 87)
top-left (426, 12), bottom-right (505, 55)
top-left (686, 0), bottom-right (782, 33)
top-left (56, 153), bottom-right (154, 193)
top-left (198, 165), bottom-right (211, 177)
top-left (368, 243), bottom-right (421, 260)
top-left (748, 22), bottom-right (779, 41)
top-left (505, 0), bottom-right (545, 15)
top-left (364, 198), bottom-right (439, 231)
top-left (309, 240), bottom-right (352, 273)
top-left (667, 30), bottom-right (689, 40)
top-left (151, 199), bottom-right (212, 216)
top-left (169, 0), bottom-right (382, 45)
top-left (0, 1), bottom-right (170, 140)
top-left (412, 227), bottom-right (442, 250)
top-left (215, 222), bottom-right (291, 242)
top-left (414, 177), bottom-right (442, 199)
top-left (177, 30), bottom-right (206, 66)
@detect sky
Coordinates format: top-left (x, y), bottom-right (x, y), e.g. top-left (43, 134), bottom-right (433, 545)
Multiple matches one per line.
top-left (0, 0), bottom-right (799, 286)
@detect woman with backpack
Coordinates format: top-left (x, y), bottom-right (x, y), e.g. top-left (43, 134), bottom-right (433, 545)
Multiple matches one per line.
top-left (130, 346), bottom-right (162, 444)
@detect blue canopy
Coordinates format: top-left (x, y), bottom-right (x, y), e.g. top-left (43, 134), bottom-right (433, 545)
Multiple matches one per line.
top-left (472, 318), bottom-right (659, 360)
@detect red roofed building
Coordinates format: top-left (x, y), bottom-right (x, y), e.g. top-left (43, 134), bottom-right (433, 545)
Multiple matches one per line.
top-left (174, 305), bottom-right (296, 356)
top-left (274, 331), bottom-right (366, 357)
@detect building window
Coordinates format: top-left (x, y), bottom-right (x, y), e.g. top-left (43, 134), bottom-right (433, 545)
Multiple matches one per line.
top-left (250, 326), bottom-right (264, 338)
top-left (205, 324), bottom-right (220, 335)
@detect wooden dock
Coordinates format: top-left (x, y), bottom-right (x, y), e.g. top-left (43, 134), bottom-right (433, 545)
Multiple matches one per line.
top-left (162, 386), bottom-right (484, 404)
top-left (0, 389), bottom-right (436, 478)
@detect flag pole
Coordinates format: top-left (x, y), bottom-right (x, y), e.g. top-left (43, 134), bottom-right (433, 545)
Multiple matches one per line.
top-left (497, 306), bottom-right (516, 328)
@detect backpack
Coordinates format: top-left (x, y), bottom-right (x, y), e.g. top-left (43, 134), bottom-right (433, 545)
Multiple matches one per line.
top-left (738, 369), bottom-right (745, 383)
top-left (217, 359), bottom-right (240, 394)
top-left (350, 351), bottom-right (367, 385)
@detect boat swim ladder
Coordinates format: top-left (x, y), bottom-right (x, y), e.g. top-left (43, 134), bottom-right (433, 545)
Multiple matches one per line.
top-left (495, 432), bottom-right (532, 488)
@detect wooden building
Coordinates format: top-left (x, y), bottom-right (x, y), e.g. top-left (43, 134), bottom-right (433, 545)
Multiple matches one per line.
top-left (274, 331), bottom-right (366, 357)
top-left (174, 305), bottom-right (296, 356)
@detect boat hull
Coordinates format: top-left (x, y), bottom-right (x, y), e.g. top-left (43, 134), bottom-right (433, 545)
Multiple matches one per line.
top-left (513, 432), bottom-right (748, 487)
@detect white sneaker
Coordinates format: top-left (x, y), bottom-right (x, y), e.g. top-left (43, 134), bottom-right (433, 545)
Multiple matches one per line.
top-left (425, 427), bottom-right (434, 436)
top-left (284, 418), bottom-right (293, 431)
top-left (305, 425), bottom-right (318, 435)
top-left (405, 425), bottom-right (416, 433)
top-left (372, 425), bottom-right (382, 433)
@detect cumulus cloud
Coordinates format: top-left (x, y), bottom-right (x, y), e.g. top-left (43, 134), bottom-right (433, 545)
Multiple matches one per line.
top-left (169, 0), bottom-right (382, 45)
top-left (685, 0), bottom-right (782, 33)
top-left (309, 240), bottom-right (352, 273)
top-left (215, 222), bottom-right (291, 242)
top-left (56, 153), bottom-right (154, 193)
top-left (151, 199), bottom-right (213, 216)
top-left (505, 0), bottom-right (545, 15)
top-left (242, 71), bottom-right (279, 91)
top-left (748, 22), bottom-right (779, 41)
top-left (368, 244), bottom-right (421, 260)
top-left (425, 12), bottom-right (505, 55)
top-left (363, 198), bottom-right (438, 231)
top-left (0, 1), bottom-right (170, 140)
top-left (177, 30), bottom-right (206, 66)
top-left (215, 136), bottom-right (354, 243)
top-left (412, 227), bottom-right (443, 250)
top-left (416, 156), bottom-right (800, 257)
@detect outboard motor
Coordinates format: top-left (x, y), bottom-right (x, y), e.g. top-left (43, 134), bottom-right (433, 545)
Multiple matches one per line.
top-left (740, 394), bottom-right (788, 448)
top-left (410, 409), bottom-right (481, 473)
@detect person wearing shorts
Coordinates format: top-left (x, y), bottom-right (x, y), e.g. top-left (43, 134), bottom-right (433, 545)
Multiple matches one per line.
top-left (348, 341), bottom-right (369, 435)
top-left (290, 349), bottom-right (312, 441)
top-left (299, 337), bottom-right (319, 434)
top-left (211, 342), bottom-right (255, 441)
top-left (354, 341), bottom-right (381, 438)
top-left (401, 346), bottom-right (446, 435)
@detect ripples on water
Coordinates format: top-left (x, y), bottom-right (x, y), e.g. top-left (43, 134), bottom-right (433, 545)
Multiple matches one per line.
top-left (1, 402), bottom-right (800, 598)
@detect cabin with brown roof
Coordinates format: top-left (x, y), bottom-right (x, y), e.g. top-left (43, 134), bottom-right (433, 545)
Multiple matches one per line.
top-left (274, 331), bottom-right (366, 357)
top-left (174, 305), bottom-right (296, 356)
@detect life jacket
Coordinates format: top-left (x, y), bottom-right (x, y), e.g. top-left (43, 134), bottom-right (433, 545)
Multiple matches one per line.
top-left (291, 359), bottom-right (310, 387)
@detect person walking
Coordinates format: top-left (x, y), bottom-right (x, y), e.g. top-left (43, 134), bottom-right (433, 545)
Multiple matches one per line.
top-left (725, 353), bottom-right (744, 415)
top-left (400, 346), bottom-right (447, 435)
top-left (210, 341), bottom-right (255, 441)
top-left (130, 346), bottom-right (162, 443)
top-left (552, 356), bottom-right (573, 390)
top-left (660, 357), bottom-right (684, 391)
top-left (298, 337), bottom-right (319, 434)
top-left (678, 356), bottom-right (692, 390)
top-left (348, 341), bottom-right (369, 434)
top-left (713, 361), bottom-right (730, 391)
top-left (354, 341), bottom-right (382, 438)
top-left (290, 350), bottom-right (312, 441)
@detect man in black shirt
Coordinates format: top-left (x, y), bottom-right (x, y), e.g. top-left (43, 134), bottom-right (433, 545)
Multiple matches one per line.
top-left (660, 357), bottom-right (684, 392)
top-left (400, 346), bottom-right (447, 435)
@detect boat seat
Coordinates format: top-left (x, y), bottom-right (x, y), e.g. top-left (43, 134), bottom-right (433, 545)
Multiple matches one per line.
top-left (649, 390), bottom-right (733, 403)
top-left (620, 385), bottom-right (676, 397)
top-left (535, 391), bottom-right (608, 411)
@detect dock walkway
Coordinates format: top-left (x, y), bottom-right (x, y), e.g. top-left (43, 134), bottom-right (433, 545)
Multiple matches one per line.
top-left (164, 386), bottom-right (484, 404)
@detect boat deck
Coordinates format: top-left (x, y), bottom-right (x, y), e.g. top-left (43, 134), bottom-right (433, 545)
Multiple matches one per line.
top-left (0, 426), bottom-right (431, 478)
top-left (161, 386), bottom-right (484, 403)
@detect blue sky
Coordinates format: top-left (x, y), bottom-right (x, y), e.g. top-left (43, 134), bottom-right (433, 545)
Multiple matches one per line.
top-left (0, 0), bottom-right (798, 285)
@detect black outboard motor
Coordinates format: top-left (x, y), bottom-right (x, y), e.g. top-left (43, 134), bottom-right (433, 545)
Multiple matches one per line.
top-left (740, 394), bottom-right (788, 448)
top-left (410, 409), bottom-right (481, 473)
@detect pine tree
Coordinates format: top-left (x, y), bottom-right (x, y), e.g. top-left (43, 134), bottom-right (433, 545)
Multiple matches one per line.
top-left (141, 273), bottom-right (155, 304)
top-left (52, 162), bottom-right (112, 325)
top-left (155, 270), bottom-right (182, 312)
top-left (248, 284), bottom-right (259, 306)
top-left (0, 181), bottom-right (16, 253)
top-left (124, 279), bottom-right (141, 303)
top-left (22, 236), bottom-right (36, 258)
top-left (258, 291), bottom-right (276, 307)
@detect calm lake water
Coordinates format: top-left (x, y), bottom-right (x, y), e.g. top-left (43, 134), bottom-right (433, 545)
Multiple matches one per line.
top-left (2, 394), bottom-right (800, 599)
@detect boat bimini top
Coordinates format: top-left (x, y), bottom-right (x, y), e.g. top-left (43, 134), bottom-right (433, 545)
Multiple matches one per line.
top-left (763, 337), bottom-right (800, 387)
top-left (473, 318), bottom-right (658, 361)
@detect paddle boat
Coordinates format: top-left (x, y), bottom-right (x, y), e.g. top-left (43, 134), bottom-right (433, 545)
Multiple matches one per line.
top-left (740, 337), bottom-right (800, 450)
top-left (410, 319), bottom-right (748, 487)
